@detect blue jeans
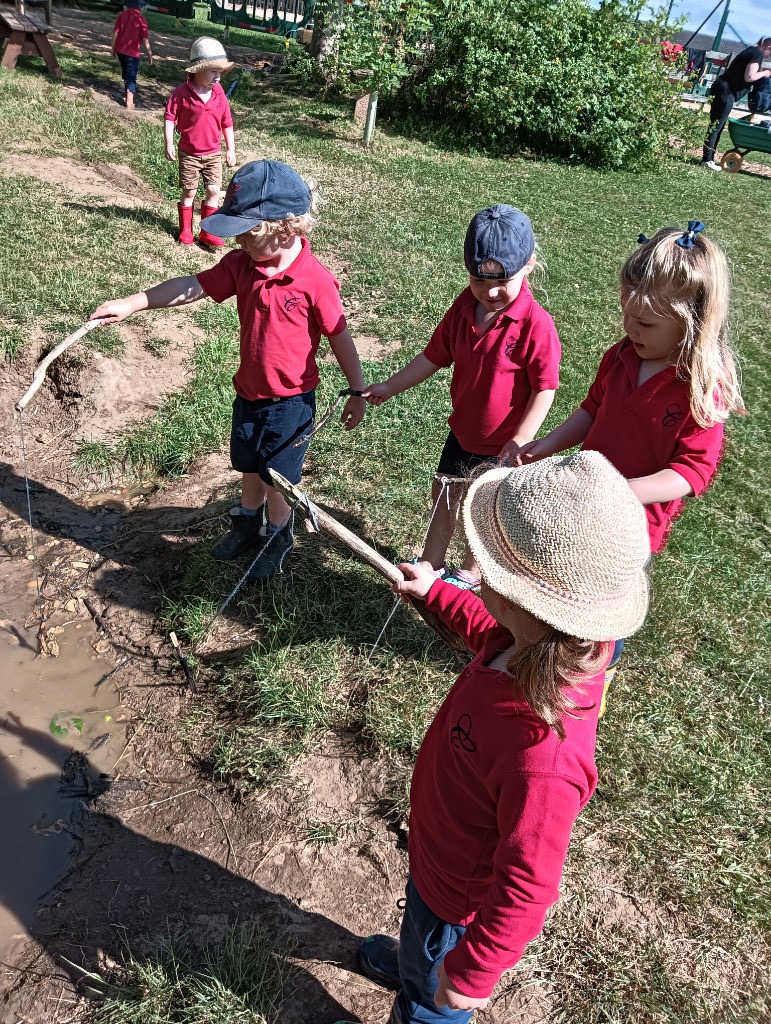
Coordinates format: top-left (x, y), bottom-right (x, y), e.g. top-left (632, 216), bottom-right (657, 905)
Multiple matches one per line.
top-left (394, 878), bottom-right (474, 1024)
top-left (117, 53), bottom-right (140, 93)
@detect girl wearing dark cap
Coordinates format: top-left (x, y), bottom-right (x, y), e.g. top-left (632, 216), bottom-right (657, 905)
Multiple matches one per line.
top-left (702, 37), bottom-right (771, 170)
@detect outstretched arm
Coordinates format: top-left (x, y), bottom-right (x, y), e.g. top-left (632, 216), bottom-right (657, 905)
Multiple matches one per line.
top-left (509, 407), bottom-right (594, 465)
top-left (363, 353), bottom-right (441, 405)
top-left (328, 327), bottom-right (367, 429)
top-left (91, 276), bottom-right (206, 323)
top-left (499, 389), bottom-right (556, 464)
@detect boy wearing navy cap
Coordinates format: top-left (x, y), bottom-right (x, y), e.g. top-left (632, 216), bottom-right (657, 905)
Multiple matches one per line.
top-left (91, 160), bottom-right (367, 580)
top-left (364, 205), bottom-right (561, 588)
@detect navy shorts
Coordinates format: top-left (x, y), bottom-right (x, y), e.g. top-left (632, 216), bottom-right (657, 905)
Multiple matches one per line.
top-left (436, 431), bottom-right (493, 479)
top-left (230, 391), bottom-right (316, 486)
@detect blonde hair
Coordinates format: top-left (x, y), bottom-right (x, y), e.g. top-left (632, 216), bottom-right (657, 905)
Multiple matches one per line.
top-left (620, 227), bottom-right (745, 427)
top-left (238, 176), bottom-right (322, 242)
top-left (506, 629), bottom-right (612, 741)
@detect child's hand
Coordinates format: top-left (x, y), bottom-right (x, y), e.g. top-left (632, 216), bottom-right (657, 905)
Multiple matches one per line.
top-left (226, 148), bottom-right (237, 168)
top-left (147, 54), bottom-right (154, 65)
top-left (501, 437), bottom-right (549, 467)
top-left (433, 962), bottom-right (489, 1011)
top-left (361, 381), bottom-right (393, 406)
top-left (498, 434), bottom-right (531, 466)
top-left (165, 145), bottom-right (176, 161)
top-left (340, 395), bottom-right (366, 430)
top-left (90, 298), bottom-right (135, 325)
top-left (392, 561), bottom-right (437, 602)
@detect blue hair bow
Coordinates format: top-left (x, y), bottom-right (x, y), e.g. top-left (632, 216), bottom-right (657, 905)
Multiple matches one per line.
top-left (675, 220), bottom-right (706, 250)
top-left (637, 233), bottom-right (650, 244)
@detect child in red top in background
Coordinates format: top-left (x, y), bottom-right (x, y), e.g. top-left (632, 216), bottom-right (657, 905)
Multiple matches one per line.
top-left (91, 161), bottom-right (366, 581)
top-left (351, 452), bottom-right (650, 1021)
top-left (165, 37), bottom-right (236, 248)
top-left (111, 0), bottom-right (153, 110)
top-left (510, 222), bottom-right (746, 705)
top-left (364, 206), bottom-right (560, 589)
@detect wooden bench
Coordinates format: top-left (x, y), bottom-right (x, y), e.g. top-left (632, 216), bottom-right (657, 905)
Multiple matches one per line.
top-left (0, 7), bottom-right (61, 77)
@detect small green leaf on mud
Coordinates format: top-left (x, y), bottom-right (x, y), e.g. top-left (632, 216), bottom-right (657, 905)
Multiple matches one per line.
top-left (50, 713), bottom-right (85, 738)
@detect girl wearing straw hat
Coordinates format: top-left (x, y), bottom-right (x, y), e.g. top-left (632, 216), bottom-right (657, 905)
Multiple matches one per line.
top-left (349, 451), bottom-right (650, 1021)
top-left (164, 37), bottom-right (236, 247)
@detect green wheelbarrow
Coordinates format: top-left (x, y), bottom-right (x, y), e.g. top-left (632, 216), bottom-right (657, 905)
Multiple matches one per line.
top-left (721, 115), bottom-right (771, 172)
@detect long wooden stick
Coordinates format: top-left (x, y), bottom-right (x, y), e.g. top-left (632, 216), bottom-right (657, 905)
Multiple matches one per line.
top-left (269, 471), bottom-right (468, 654)
top-left (15, 319), bottom-right (106, 412)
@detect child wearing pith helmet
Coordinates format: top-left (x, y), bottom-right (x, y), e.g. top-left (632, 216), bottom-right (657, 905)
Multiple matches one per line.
top-left (349, 451), bottom-right (650, 1021)
top-left (91, 160), bottom-right (366, 581)
top-left (164, 37), bottom-right (236, 247)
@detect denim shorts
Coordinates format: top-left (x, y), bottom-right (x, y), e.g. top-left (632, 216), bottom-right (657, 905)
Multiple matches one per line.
top-left (393, 877), bottom-right (473, 1024)
top-left (229, 391), bottom-right (315, 485)
top-left (436, 432), bottom-right (492, 479)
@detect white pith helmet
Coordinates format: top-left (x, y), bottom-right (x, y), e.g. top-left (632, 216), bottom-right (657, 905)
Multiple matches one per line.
top-left (186, 36), bottom-right (235, 75)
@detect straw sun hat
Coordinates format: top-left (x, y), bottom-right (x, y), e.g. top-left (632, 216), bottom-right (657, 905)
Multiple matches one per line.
top-left (463, 451), bottom-right (651, 641)
top-left (186, 37), bottom-right (235, 75)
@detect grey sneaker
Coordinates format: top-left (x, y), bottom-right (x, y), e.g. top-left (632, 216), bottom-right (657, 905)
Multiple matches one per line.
top-left (701, 160), bottom-right (722, 171)
top-left (211, 504), bottom-right (267, 561)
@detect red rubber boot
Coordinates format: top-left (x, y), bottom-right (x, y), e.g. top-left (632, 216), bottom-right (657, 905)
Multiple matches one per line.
top-left (177, 203), bottom-right (195, 245)
top-left (198, 203), bottom-right (225, 247)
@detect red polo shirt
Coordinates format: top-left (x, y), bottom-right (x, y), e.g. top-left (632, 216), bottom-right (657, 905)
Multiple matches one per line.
top-left (409, 581), bottom-right (605, 1000)
top-left (165, 79), bottom-right (234, 156)
top-left (196, 240), bottom-right (347, 401)
top-left (113, 9), bottom-right (148, 58)
top-left (581, 339), bottom-right (724, 552)
top-left (423, 282), bottom-right (561, 455)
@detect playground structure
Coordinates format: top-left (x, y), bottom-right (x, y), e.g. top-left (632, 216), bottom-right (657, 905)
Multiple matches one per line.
top-left (208, 0), bottom-right (313, 37)
top-left (128, 0), bottom-right (314, 38)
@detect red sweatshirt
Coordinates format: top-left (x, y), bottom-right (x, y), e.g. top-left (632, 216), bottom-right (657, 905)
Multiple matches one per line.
top-left (408, 582), bottom-right (604, 1000)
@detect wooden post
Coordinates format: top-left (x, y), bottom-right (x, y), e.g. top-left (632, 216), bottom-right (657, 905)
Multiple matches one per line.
top-left (363, 89), bottom-right (378, 146)
top-left (269, 471), bottom-right (468, 654)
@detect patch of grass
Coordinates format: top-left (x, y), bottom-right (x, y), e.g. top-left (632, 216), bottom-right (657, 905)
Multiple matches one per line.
top-left (85, 922), bottom-right (291, 1023)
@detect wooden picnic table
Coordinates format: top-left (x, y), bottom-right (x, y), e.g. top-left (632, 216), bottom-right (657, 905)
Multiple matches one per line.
top-left (0, 7), bottom-right (61, 77)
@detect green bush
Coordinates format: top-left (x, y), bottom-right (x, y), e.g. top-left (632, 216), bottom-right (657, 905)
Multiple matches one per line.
top-left (391, 0), bottom-right (689, 169)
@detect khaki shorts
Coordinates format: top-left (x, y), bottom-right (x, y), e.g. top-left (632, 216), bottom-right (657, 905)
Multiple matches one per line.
top-left (178, 150), bottom-right (222, 191)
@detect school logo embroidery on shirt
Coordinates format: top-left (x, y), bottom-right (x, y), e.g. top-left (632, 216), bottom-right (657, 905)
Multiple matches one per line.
top-left (284, 293), bottom-right (302, 312)
top-left (662, 403), bottom-right (686, 428)
top-left (450, 714), bottom-right (476, 753)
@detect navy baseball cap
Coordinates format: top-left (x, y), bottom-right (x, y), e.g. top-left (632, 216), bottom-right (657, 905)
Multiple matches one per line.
top-left (200, 160), bottom-right (312, 238)
top-left (464, 205), bottom-right (535, 279)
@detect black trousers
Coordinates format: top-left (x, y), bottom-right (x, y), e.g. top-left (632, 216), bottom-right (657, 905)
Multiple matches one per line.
top-left (702, 79), bottom-right (735, 162)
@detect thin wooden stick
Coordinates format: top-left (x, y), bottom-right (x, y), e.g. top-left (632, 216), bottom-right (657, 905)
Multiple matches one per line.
top-left (15, 319), bottom-right (107, 412)
top-left (268, 471), bottom-right (468, 654)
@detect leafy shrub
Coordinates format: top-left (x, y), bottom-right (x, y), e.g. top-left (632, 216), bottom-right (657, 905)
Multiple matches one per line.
top-left (391, 0), bottom-right (690, 169)
top-left (301, 0), bottom-right (433, 97)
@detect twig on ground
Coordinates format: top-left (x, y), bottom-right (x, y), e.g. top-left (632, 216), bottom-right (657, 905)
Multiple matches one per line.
top-left (198, 791), bottom-right (240, 872)
top-left (121, 787), bottom-right (199, 814)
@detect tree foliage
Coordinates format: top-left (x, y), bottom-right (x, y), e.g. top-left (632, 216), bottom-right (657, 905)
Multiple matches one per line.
top-left (393, 0), bottom-right (689, 168)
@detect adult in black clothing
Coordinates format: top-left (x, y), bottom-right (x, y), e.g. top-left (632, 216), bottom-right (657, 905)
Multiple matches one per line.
top-left (701, 37), bottom-right (771, 169)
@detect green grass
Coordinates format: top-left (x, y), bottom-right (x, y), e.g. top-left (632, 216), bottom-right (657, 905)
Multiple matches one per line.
top-left (81, 923), bottom-right (291, 1023)
top-left (2, 28), bottom-right (770, 1024)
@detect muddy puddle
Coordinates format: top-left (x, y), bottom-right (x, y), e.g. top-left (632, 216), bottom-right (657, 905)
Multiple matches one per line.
top-left (0, 567), bottom-right (126, 964)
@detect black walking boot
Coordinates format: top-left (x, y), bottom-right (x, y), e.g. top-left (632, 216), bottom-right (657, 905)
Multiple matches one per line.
top-left (211, 504), bottom-right (267, 561)
top-left (246, 519), bottom-right (294, 581)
